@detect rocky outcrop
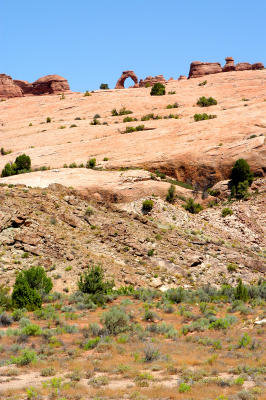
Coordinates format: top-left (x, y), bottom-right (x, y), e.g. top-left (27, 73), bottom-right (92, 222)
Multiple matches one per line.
top-left (235, 62), bottom-right (252, 71)
top-left (252, 63), bottom-right (264, 70)
top-left (139, 75), bottom-right (166, 87)
top-left (188, 62), bottom-right (222, 78)
top-left (178, 75), bottom-right (187, 81)
top-left (31, 75), bottom-right (70, 95)
top-left (14, 80), bottom-right (33, 95)
top-left (223, 57), bottom-right (235, 72)
top-left (0, 74), bottom-right (70, 98)
top-left (115, 70), bottom-right (139, 89)
top-left (0, 74), bottom-right (23, 98)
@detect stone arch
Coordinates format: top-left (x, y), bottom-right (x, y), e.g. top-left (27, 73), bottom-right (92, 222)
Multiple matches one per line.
top-left (115, 70), bottom-right (139, 89)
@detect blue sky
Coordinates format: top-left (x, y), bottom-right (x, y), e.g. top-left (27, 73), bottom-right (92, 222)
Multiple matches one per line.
top-left (2, 0), bottom-right (266, 91)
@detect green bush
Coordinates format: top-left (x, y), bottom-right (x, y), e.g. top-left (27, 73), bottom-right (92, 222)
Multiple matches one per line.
top-left (230, 159), bottom-right (253, 199)
top-left (12, 266), bottom-right (52, 311)
top-left (86, 158), bottom-right (96, 168)
top-left (166, 184), bottom-right (176, 203)
top-left (179, 382), bottom-right (191, 393)
top-left (46, 117), bottom-right (51, 123)
top-left (22, 323), bottom-right (42, 336)
top-left (222, 208), bottom-right (233, 217)
top-left (125, 125), bottom-right (145, 133)
top-left (0, 285), bottom-right (12, 310)
top-left (194, 113), bottom-right (217, 121)
top-left (197, 96), bottom-right (217, 107)
top-left (123, 116), bottom-right (137, 123)
top-left (150, 83), bottom-right (165, 96)
top-left (84, 90), bottom-right (91, 96)
top-left (235, 279), bottom-right (248, 302)
top-left (101, 307), bottom-right (129, 335)
top-left (78, 264), bottom-right (114, 295)
top-left (198, 80), bottom-right (207, 86)
top-left (182, 198), bottom-right (203, 214)
top-left (142, 199), bottom-right (154, 212)
top-left (1, 154), bottom-right (31, 177)
top-left (12, 349), bottom-right (37, 366)
top-left (166, 102), bottom-right (178, 109)
top-left (100, 83), bottom-right (109, 90)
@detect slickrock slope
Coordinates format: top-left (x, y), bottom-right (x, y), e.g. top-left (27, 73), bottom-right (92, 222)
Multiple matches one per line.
top-left (0, 183), bottom-right (264, 291)
top-left (0, 69), bottom-right (265, 192)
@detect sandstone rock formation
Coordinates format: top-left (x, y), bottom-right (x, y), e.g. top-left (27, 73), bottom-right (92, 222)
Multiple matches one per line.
top-left (188, 61), bottom-right (222, 78)
top-left (115, 70), bottom-right (139, 89)
top-left (222, 57), bottom-right (235, 72)
top-left (139, 74), bottom-right (166, 87)
top-left (252, 62), bottom-right (264, 70)
top-left (178, 75), bottom-right (187, 80)
top-left (31, 75), bottom-right (70, 95)
top-left (14, 80), bottom-right (33, 95)
top-left (235, 62), bottom-right (252, 71)
top-left (0, 74), bottom-right (23, 98)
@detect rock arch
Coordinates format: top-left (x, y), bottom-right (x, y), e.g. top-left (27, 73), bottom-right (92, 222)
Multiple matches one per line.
top-left (115, 70), bottom-right (139, 89)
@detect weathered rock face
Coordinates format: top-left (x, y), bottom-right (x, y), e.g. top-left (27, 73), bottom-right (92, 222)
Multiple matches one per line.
top-left (223, 57), bottom-right (235, 72)
top-left (139, 74), bottom-right (166, 87)
top-left (14, 80), bottom-right (33, 95)
top-left (178, 75), bottom-right (187, 81)
top-left (115, 70), bottom-right (139, 89)
top-left (188, 62), bottom-right (222, 78)
top-left (0, 74), bottom-right (23, 98)
top-left (31, 75), bottom-right (70, 95)
top-left (235, 62), bottom-right (252, 71)
top-left (252, 62), bottom-right (264, 70)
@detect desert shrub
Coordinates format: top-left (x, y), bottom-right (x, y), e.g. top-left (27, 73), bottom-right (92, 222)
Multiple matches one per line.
top-left (227, 263), bottom-right (238, 272)
top-left (90, 118), bottom-right (101, 125)
top-left (222, 207), bottom-right (233, 217)
top-left (197, 96), bottom-right (217, 107)
top-left (143, 343), bottom-right (160, 362)
top-left (166, 184), bottom-right (176, 203)
top-left (84, 337), bottom-right (100, 350)
top-left (12, 309), bottom-right (26, 321)
top-left (230, 159), bottom-right (253, 198)
top-left (86, 158), bottom-right (96, 168)
top-left (0, 285), bottom-right (12, 310)
top-left (164, 287), bottom-right (186, 304)
top-left (22, 323), bottom-right (42, 336)
top-left (238, 333), bottom-right (251, 348)
top-left (78, 264), bottom-right (114, 295)
top-left (84, 90), bottom-right (91, 96)
top-left (101, 307), bottom-right (129, 335)
top-left (1, 154), bottom-right (31, 177)
top-left (194, 113), bottom-right (217, 121)
top-left (41, 367), bottom-right (56, 377)
top-left (141, 113), bottom-right (161, 121)
top-left (168, 91), bottom-right (176, 94)
top-left (150, 83), bottom-right (165, 96)
top-left (179, 382), bottom-right (191, 393)
top-left (182, 198), bottom-right (203, 214)
top-left (100, 83), bottom-right (109, 90)
top-left (12, 266), bottom-right (52, 311)
top-left (144, 309), bottom-right (158, 322)
top-left (199, 80), bottom-right (207, 86)
top-left (0, 312), bottom-right (13, 326)
top-left (118, 107), bottom-right (133, 115)
top-left (12, 349), bottom-right (37, 366)
top-left (125, 125), bottom-right (144, 133)
top-left (235, 279), bottom-right (248, 302)
top-left (142, 199), bottom-right (154, 212)
top-left (166, 102), bottom-right (178, 109)
top-left (123, 116), bottom-right (137, 122)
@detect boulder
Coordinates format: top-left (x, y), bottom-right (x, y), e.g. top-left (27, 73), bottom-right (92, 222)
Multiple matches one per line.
top-left (252, 63), bottom-right (264, 70)
top-left (188, 61), bottom-right (222, 78)
top-left (0, 74), bottom-right (23, 98)
top-left (235, 63), bottom-right (252, 71)
top-left (115, 70), bottom-right (138, 89)
top-left (223, 57), bottom-right (235, 72)
top-left (31, 74), bottom-right (70, 95)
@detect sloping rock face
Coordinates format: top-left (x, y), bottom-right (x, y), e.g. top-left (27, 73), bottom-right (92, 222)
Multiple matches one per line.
top-left (31, 75), bottom-right (70, 95)
top-left (188, 62), bottom-right (222, 78)
top-left (115, 70), bottom-right (139, 89)
top-left (235, 62), bottom-right (252, 71)
top-left (252, 63), bottom-right (264, 70)
top-left (139, 74), bottom-right (166, 87)
top-left (223, 57), bottom-right (235, 72)
top-left (0, 74), bottom-right (23, 98)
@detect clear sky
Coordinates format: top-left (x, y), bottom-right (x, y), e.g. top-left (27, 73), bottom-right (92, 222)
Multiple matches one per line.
top-left (2, 0), bottom-right (266, 91)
